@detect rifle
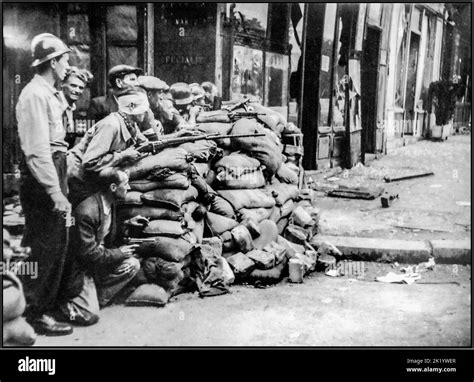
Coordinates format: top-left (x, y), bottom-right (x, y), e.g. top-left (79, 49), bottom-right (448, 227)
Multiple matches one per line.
top-left (136, 132), bottom-right (266, 155)
top-left (222, 97), bottom-right (250, 112)
top-left (228, 111), bottom-right (266, 122)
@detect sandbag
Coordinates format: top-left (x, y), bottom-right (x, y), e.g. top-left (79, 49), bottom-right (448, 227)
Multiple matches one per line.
top-left (263, 242), bottom-right (288, 265)
top-left (129, 173), bottom-right (190, 192)
top-left (141, 186), bottom-right (198, 210)
top-left (196, 122), bottom-right (233, 135)
top-left (217, 189), bottom-right (276, 210)
top-left (226, 252), bottom-right (255, 277)
top-left (119, 191), bottom-right (143, 206)
top-left (246, 249), bottom-right (275, 270)
top-left (117, 205), bottom-right (184, 222)
top-left (277, 217), bottom-right (289, 235)
top-left (230, 225), bottom-right (254, 253)
top-left (238, 207), bottom-right (273, 223)
top-left (178, 140), bottom-right (219, 162)
top-left (209, 194), bottom-right (236, 218)
top-left (125, 283), bottom-right (169, 307)
top-left (248, 102), bottom-right (287, 135)
top-left (247, 257), bottom-right (288, 286)
top-left (124, 148), bottom-right (193, 180)
top-left (268, 206), bottom-right (281, 222)
top-left (193, 162), bottom-right (211, 178)
top-left (214, 152), bottom-right (261, 171)
top-left (3, 273), bottom-right (26, 322)
top-left (277, 235), bottom-right (305, 258)
top-left (143, 219), bottom-right (188, 237)
top-left (253, 219), bottom-right (279, 250)
top-left (230, 119), bottom-right (283, 177)
top-left (276, 162), bottom-right (299, 185)
top-left (136, 237), bottom-right (194, 262)
top-left (284, 224), bottom-right (310, 245)
top-left (196, 110), bottom-right (231, 123)
top-left (206, 212), bottom-right (239, 235)
top-left (215, 167), bottom-right (265, 189)
top-left (142, 257), bottom-right (189, 295)
top-left (2, 316), bottom-right (36, 346)
top-left (280, 199), bottom-right (296, 218)
top-left (264, 182), bottom-right (299, 206)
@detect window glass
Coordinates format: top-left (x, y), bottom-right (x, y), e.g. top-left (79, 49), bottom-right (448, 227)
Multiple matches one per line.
top-left (233, 3), bottom-right (268, 37)
top-left (264, 52), bottom-right (288, 108)
top-left (106, 5), bottom-right (137, 41)
top-left (231, 46), bottom-right (263, 102)
top-left (108, 46), bottom-right (137, 68)
top-left (319, 4), bottom-right (337, 126)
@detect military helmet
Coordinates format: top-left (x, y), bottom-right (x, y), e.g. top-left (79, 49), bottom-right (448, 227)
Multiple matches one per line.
top-left (31, 33), bottom-right (71, 67)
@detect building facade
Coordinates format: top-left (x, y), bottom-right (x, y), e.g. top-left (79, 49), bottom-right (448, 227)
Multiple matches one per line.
top-left (2, 2), bottom-right (471, 173)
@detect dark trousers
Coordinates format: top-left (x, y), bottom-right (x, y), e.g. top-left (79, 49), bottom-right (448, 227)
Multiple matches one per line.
top-left (19, 152), bottom-right (70, 317)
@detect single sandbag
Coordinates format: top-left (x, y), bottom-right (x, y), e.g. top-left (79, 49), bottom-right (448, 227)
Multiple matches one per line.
top-left (143, 257), bottom-right (188, 295)
top-left (277, 217), bottom-right (289, 235)
top-left (226, 252), bottom-right (255, 276)
top-left (230, 118), bottom-right (283, 177)
top-left (143, 219), bottom-right (188, 237)
top-left (238, 207), bottom-right (273, 223)
top-left (178, 139), bottom-right (219, 162)
top-left (217, 189), bottom-right (276, 210)
top-left (117, 205), bottom-right (184, 222)
top-left (141, 186), bottom-right (198, 210)
top-left (193, 162), bottom-right (211, 178)
top-left (230, 225), bottom-right (254, 253)
top-left (136, 236), bottom-right (194, 262)
top-left (247, 257), bottom-right (288, 286)
top-left (280, 199), bottom-right (296, 218)
top-left (276, 162), bottom-right (299, 185)
top-left (119, 191), bottom-right (143, 206)
top-left (129, 173), bottom-right (190, 192)
top-left (125, 284), bottom-right (170, 307)
top-left (264, 182), bottom-right (299, 206)
top-left (215, 167), bottom-right (265, 189)
top-left (124, 148), bottom-right (192, 180)
top-left (206, 212), bottom-right (239, 235)
top-left (248, 102), bottom-right (287, 135)
top-left (209, 194), bottom-right (236, 218)
top-left (268, 205), bottom-right (281, 222)
top-left (253, 219), bottom-right (279, 250)
top-left (284, 224), bottom-right (310, 245)
top-left (214, 152), bottom-right (261, 171)
top-left (246, 249), bottom-right (275, 270)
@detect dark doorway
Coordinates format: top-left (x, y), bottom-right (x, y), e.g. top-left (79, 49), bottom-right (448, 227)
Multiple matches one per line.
top-left (361, 26), bottom-right (381, 155)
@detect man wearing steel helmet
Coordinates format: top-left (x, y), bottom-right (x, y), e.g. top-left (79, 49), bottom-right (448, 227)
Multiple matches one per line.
top-left (15, 33), bottom-right (74, 336)
top-left (87, 64), bottom-right (143, 123)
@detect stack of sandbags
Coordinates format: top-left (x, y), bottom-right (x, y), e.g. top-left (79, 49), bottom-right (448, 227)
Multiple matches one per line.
top-left (119, 148), bottom-right (208, 298)
top-left (3, 229), bottom-right (36, 346)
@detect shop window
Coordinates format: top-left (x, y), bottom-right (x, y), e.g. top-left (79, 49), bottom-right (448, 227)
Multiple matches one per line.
top-left (264, 52), bottom-right (288, 110)
top-left (106, 5), bottom-right (138, 68)
top-left (231, 45), bottom-right (263, 102)
top-left (232, 3), bottom-right (268, 38)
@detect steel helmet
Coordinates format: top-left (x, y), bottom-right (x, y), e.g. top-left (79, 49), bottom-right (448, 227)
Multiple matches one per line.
top-left (31, 33), bottom-right (71, 67)
top-left (169, 82), bottom-right (193, 105)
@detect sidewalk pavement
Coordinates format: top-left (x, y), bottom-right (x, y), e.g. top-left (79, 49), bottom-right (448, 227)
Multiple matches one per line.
top-left (307, 135), bottom-right (471, 264)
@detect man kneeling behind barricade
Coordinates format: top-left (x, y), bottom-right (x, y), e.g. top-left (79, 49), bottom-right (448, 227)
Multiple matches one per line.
top-left (57, 168), bottom-right (142, 326)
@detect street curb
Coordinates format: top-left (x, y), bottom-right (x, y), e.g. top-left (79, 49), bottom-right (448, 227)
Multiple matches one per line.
top-left (311, 235), bottom-right (471, 265)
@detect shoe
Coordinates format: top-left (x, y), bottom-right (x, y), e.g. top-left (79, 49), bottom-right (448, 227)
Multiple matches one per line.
top-left (27, 314), bottom-right (73, 336)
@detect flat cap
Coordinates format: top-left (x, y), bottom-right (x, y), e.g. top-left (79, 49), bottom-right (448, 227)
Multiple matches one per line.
top-left (138, 75), bottom-right (169, 91)
top-left (108, 65), bottom-right (143, 83)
